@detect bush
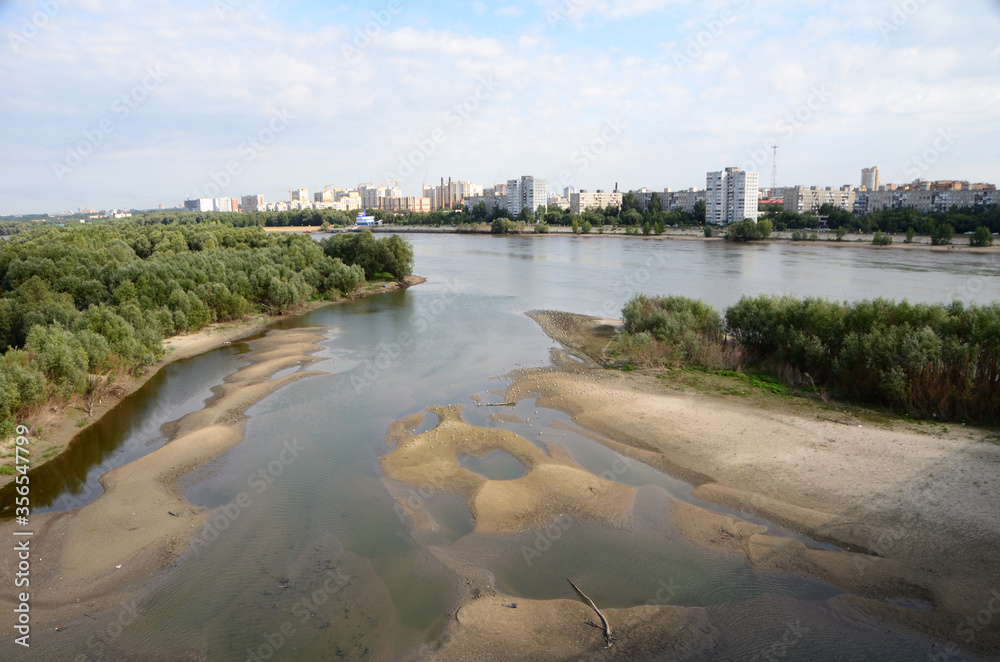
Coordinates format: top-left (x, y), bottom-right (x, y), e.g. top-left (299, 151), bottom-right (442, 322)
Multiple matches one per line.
top-left (930, 222), bottom-right (954, 245)
top-left (970, 226), bottom-right (993, 247)
top-left (703, 225), bottom-right (713, 238)
top-left (725, 295), bottom-right (1000, 423)
top-left (905, 227), bottom-right (915, 243)
top-left (873, 231), bottom-right (892, 245)
top-left (725, 218), bottom-right (771, 241)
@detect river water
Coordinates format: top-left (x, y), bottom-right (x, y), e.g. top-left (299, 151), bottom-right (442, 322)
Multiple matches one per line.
top-left (11, 235), bottom-right (1000, 661)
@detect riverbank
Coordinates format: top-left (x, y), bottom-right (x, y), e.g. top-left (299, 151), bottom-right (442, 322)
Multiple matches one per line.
top-left (502, 311), bottom-right (1000, 655)
top-left (0, 275), bottom-right (425, 488)
top-left (0, 275), bottom-right (424, 644)
top-left (369, 224), bottom-right (1000, 251)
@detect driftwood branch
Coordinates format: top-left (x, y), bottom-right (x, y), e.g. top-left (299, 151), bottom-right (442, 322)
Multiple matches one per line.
top-left (568, 578), bottom-right (614, 649)
top-left (475, 402), bottom-right (516, 407)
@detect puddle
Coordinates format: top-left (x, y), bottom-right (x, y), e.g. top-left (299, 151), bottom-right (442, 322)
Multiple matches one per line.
top-left (458, 450), bottom-right (529, 480)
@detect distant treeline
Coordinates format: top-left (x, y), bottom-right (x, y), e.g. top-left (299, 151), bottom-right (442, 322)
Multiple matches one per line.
top-left (0, 222), bottom-right (413, 436)
top-left (619, 294), bottom-right (1000, 424)
top-left (764, 204), bottom-right (1000, 235)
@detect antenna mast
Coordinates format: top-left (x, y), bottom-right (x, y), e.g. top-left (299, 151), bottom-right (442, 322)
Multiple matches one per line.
top-left (770, 144), bottom-right (779, 192)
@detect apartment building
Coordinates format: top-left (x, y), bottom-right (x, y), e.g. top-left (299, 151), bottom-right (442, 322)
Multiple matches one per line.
top-left (706, 168), bottom-right (759, 224)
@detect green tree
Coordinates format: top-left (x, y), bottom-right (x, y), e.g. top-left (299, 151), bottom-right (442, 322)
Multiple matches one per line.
top-left (693, 200), bottom-right (707, 224)
top-left (905, 227), bottom-right (915, 243)
top-left (930, 222), bottom-right (954, 245)
top-left (970, 226), bottom-right (994, 247)
top-left (703, 225), bottom-right (713, 238)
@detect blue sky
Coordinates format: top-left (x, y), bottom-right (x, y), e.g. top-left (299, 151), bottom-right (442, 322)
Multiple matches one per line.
top-left (1, 0), bottom-right (998, 214)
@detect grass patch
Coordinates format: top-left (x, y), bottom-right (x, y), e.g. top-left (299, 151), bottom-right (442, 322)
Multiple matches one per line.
top-left (704, 370), bottom-right (791, 395)
top-left (0, 465), bottom-right (13, 475)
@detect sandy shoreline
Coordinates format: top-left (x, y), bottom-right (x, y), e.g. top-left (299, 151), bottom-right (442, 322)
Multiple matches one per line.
top-left (0, 276), bottom-right (424, 645)
top-left (0, 275), bottom-right (426, 488)
top-left (370, 224), bottom-right (1000, 252)
top-left (504, 311), bottom-right (1000, 655)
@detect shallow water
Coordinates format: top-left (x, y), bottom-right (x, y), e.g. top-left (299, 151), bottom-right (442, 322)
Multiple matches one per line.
top-left (10, 235), bottom-right (998, 661)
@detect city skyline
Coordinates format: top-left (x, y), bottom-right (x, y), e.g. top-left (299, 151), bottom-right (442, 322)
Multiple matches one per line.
top-left (2, 0), bottom-right (999, 215)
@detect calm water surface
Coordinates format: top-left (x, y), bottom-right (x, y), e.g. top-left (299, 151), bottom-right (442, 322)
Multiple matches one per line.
top-left (13, 235), bottom-right (998, 661)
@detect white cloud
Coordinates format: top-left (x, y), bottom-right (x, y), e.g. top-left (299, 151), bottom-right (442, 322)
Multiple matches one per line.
top-left (1, 0), bottom-right (999, 212)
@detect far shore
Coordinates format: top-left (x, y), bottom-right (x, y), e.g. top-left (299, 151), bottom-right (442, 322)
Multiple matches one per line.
top-left (368, 224), bottom-right (1000, 251)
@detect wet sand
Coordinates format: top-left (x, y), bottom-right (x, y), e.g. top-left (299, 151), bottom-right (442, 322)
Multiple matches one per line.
top-left (505, 311), bottom-right (1000, 655)
top-left (0, 328), bottom-right (330, 635)
top-left (0, 276), bottom-right (425, 644)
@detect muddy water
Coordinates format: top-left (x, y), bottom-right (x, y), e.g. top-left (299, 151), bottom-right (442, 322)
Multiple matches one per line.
top-left (14, 235), bottom-right (998, 661)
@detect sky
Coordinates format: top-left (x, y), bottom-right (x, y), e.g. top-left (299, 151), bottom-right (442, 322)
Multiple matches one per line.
top-left (1, 0), bottom-right (998, 215)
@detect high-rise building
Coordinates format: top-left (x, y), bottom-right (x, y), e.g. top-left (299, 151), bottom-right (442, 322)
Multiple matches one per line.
top-left (861, 167), bottom-right (880, 190)
top-left (291, 188), bottom-right (309, 202)
top-left (184, 198), bottom-right (214, 212)
top-left (241, 194), bottom-right (265, 212)
top-left (706, 168), bottom-right (759, 224)
top-left (507, 176), bottom-right (547, 216)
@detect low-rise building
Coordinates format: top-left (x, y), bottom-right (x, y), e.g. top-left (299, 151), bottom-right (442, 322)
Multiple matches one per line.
top-left (782, 186), bottom-right (855, 214)
top-left (570, 190), bottom-right (622, 214)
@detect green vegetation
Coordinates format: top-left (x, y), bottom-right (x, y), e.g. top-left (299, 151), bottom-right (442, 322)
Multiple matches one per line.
top-left (0, 223), bottom-right (411, 436)
top-left (704, 370), bottom-right (791, 395)
top-left (791, 229), bottom-right (819, 241)
top-left (319, 231), bottom-right (413, 281)
top-left (724, 218), bottom-right (772, 242)
top-left (930, 222), bottom-right (954, 246)
top-left (970, 226), bottom-right (994, 247)
top-left (872, 230), bottom-right (893, 245)
top-left (703, 225), bottom-right (713, 238)
top-left (615, 294), bottom-right (1000, 424)
top-left (726, 296), bottom-right (999, 423)
top-left (617, 295), bottom-right (727, 368)
top-left (905, 227), bottom-right (916, 243)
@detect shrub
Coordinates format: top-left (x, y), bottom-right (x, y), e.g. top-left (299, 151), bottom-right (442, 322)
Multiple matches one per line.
top-left (725, 218), bottom-right (771, 241)
top-left (873, 231), bottom-right (893, 245)
top-left (930, 222), bottom-right (954, 245)
top-left (970, 226), bottom-right (993, 247)
top-left (704, 225), bottom-right (713, 238)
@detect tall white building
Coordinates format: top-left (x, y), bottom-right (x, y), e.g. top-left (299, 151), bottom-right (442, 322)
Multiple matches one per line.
top-left (507, 176), bottom-right (547, 216)
top-left (706, 167), bottom-right (759, 224)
